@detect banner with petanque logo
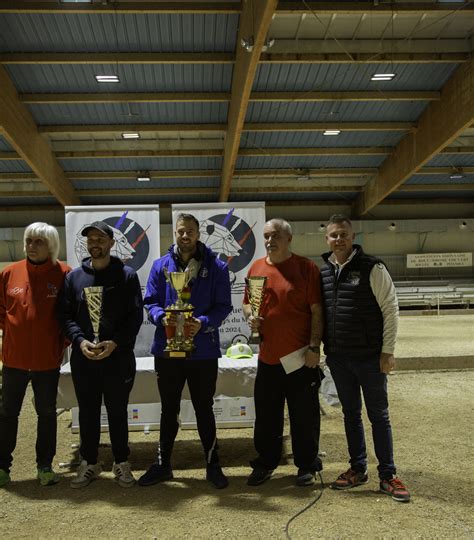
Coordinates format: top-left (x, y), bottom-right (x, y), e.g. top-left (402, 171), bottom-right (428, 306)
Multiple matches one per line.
top-left (172, 202), bottom-right (266, 352)
top-left (64, 205), bottom-right (160, 357)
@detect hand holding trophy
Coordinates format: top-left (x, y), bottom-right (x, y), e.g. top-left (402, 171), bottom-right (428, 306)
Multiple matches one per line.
top-left (245, 276), bottom-right (267, 344)
top-left (163, 269), bottom-right (195, 358)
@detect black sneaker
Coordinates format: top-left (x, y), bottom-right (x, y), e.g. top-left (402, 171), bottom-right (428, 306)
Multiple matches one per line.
top-left (206, 463), bottom-right (229, 489)
top-left (137, 463), bottom-right (173, 487)
top-left (247, 466), bottom-right (273, 486)
top-left (296, 469), bottom-right (315, 487)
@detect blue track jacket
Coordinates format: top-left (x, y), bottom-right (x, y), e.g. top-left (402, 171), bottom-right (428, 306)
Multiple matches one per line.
top-left (145, 243), bottom-right (232, 359)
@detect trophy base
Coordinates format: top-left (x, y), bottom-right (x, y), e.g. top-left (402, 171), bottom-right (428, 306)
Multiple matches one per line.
top-left (163, 350), bottom-right (193, 359)
top-left (248, 333), bottom-right (261, 345)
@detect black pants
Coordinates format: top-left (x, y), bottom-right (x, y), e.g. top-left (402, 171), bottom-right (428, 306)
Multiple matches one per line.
top-left (71, 364), bottom-right (134, 464)
top-left (0, 366), bottom-right (60, 472)
top-left (155, 357), bottom-right (218, 465)
top-left (253, 360), bottom-right (321, 471)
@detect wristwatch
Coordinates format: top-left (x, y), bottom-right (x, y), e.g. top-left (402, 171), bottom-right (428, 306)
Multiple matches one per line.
top-left (308, 345), bottom-right (320, 353)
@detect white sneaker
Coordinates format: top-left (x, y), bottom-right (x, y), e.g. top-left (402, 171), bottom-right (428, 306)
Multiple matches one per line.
top-left (70, 460), bottom-right (102, 489)
top-left (112, 461), bottom-right (135, 488)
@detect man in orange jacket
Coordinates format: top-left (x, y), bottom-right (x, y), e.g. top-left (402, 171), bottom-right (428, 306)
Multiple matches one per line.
top-left (0, 222), bottom-right (70, 487)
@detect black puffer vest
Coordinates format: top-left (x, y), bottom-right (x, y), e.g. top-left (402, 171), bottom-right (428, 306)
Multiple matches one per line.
top-left (321, 245), bottom-right (383, 357)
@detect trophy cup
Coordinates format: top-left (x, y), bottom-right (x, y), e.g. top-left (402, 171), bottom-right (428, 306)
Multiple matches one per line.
top-left (163, 269), bottom-right (195, 358)
top-left (84, 286), bottom-right (104, 351)
top-left (245, 276), bottom-right (267, 344)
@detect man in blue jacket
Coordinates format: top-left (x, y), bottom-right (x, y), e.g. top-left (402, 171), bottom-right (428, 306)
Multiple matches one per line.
top-left (138, 213), bottom-right (232, 489)
top-left (60, 221), bottom-right (143, 489)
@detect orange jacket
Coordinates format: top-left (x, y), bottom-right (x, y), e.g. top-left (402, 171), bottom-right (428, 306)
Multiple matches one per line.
top-left (0, 258), bottom-right (70, 371)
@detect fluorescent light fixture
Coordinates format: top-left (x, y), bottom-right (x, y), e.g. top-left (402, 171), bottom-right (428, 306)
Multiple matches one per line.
top-left (137, 173), bottom-right (151, 182)
top-left (323, 130), bottom-right (341, 136)
top-left (450, 167), bottom-right (464, 180)
top-left (60, 1), bottom-right (92, 3)
top-left (371, 73), bottom-right (396, 81)
top-left (121, 133), bottom-right (140, 139)
top-left (95, 75), bottom-right (120, 83)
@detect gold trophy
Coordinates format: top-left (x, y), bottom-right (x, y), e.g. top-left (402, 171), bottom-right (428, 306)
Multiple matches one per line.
top-left (84, 286), bottom-right (104, 350)
top-left (163, 269), bottom-right (195, 358)
top-left (245, 276), bottom-right (267, 344)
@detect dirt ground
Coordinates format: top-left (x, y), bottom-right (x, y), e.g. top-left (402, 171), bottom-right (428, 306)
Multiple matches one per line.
top-left (1, 316), bottom-right (473, 539)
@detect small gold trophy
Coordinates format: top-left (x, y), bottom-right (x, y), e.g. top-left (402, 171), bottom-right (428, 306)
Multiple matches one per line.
top-left (163, 269), bottom-right (195, 358)
top-left (84, 285), bottom-right (104, 349)
top-left (245, 276), bottom-right (267, 344)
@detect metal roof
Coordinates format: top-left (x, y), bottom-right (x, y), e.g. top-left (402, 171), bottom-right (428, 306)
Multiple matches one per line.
top-left (253, 63), bottom-right (458, 92)
top-left (246, 101), bottom-right (428, 123)
top-left (0, 13), bottom-right (239, 52)
top-left (6, 64), bottom-right (233, 93)
top-left (0, 1), bottom-right (472, 217)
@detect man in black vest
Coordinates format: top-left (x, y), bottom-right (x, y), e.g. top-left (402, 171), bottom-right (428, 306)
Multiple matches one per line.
top-left (320, 214), bottom-right (410, 503)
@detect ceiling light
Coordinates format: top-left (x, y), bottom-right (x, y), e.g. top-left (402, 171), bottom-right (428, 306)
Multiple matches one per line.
top-left (371, 73), bottom-right (396, 81)
top-left (60, 1), bottom-right (92, 3)
top-left (137, 172), bottom-right (151, 182)
top-left (459, 221), bottom-right (468, 230)
top-left (450, 168), bottom-right (464, 180)
top-left (95, 74), bottom-right (120, 83)
top-left (122, 133), bottom-right (140, 140)
top-left (388, 222), bottom-right (397, 231)
top-left (323, 130), bottom-right (341, 136)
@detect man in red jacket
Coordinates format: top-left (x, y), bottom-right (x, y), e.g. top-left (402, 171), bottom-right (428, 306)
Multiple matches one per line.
top-left (0, 222), bottom-right (70, 487)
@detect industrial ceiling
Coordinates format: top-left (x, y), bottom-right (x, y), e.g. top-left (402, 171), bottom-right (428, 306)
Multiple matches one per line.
top-left (0, 0), bottom-right (473, 223)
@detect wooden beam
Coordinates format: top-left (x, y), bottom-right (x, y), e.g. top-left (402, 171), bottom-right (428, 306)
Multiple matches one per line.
top-left (0, 2), bottom-right (241, 14)
top-left (218, 0), bottom-right (279, 202)
top-left (1, 52), bottom-right (466, 65)
top-left (22, 93), bottom-right (231, 105)
top-left (38, 122), bottom-right (411, 135)
top-left (260, 53), bottom-right (469, 64)
top-left (354, 59), bottom-right (474, 216)
top-left (244, 122), bottom-right (412, 132)
top-left (441, 146), bottom-right (474, 154)
top-left (39, 124), bottom-right (225, 134)
top-left (0, 147), bottom-right (392, 159)
top-left (54, 149), bottom-right (222, 159)
top-left (0, 66), bottom-right (79, 205)
top-left (19, 91), bottom-right (440, 105)
top-left (276, 2), bottom-right (474, 14)
top-left (239, 147), bottom-right (391, 156)
top-left (0, 53), bottom-right (234, 65)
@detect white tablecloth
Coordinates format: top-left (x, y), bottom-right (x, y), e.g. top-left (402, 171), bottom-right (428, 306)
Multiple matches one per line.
top-left (57, 355), bottom-right (258, 409)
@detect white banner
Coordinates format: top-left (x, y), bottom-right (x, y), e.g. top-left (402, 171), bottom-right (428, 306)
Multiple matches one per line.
top-left (407, 252), bottom-right (472, 268)
top-left (172, 202), bottom-right (266, 351)
top-left (64, 205), bottom-right (160, 357)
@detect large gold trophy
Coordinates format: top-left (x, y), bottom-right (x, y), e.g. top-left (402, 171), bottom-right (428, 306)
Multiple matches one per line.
top-left (245, 276), bottom-right (267, 344)
top-left (163, 269), bottom-right (195, 358)
top-left (84, 285), bottom-right (104, 348)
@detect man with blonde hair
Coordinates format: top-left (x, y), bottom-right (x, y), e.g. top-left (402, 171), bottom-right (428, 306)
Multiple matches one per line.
top-left (0, 222), bottom-right (70, 487)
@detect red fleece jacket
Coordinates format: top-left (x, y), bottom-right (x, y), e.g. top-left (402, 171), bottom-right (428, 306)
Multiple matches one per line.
top-left (0, 258), bottom-right (70, 371)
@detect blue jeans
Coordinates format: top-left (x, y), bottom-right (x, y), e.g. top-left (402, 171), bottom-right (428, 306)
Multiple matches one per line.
top-left (326, 354), bottom-right (396, 480)
top-left (0, 366), bottom-right (60, 472)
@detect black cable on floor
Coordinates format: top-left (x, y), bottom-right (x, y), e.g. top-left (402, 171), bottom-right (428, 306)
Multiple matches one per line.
top-left (284, 471), bottom-right (325, 540)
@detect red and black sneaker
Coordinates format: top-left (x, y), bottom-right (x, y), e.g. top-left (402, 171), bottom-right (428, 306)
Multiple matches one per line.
top-left (380, 476), bottom-right (411, 502)
top-left (330, 468), bottom-right (368, 490)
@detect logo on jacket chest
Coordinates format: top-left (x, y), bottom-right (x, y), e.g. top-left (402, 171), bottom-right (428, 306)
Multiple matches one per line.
top-left (8, 286), bottom-right (24, 295)
top-left (47, 283), bottom-right (59, 298)
top-left (346, 271), bottom-right (361, 285)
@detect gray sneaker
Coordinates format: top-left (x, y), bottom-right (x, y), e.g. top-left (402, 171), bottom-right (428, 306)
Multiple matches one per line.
top-left (112, 461), bottom-right (135, 488)
top-left (70, 460), bottom-right (102, 489)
